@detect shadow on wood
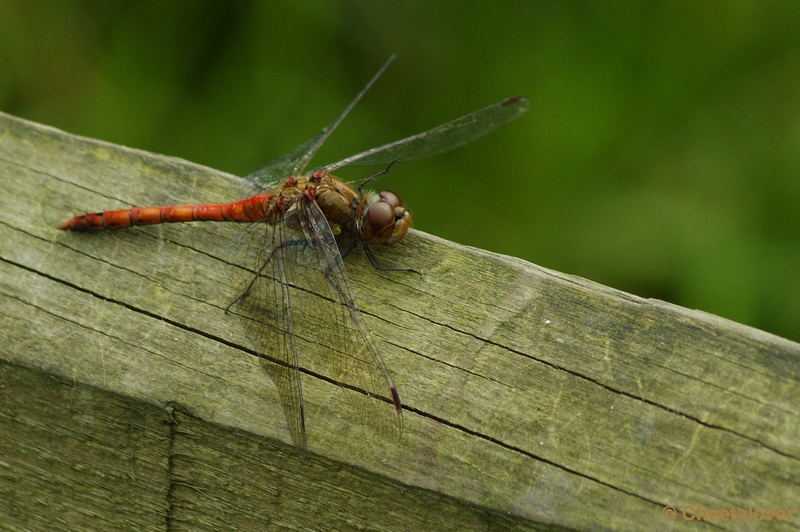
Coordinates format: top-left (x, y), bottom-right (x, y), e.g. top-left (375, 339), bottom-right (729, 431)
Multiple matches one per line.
top-left (1, 111), bottom-right (798, 530)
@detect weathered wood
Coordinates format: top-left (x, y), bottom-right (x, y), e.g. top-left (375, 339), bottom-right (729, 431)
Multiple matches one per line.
top-left (1, 111), bottom-right (798, 531)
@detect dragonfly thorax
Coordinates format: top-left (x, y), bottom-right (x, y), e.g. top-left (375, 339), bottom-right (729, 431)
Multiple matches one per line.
top-left (311, 175), bottom-right (411, 247)
top-left (312, 176), bottom-right (359, 226)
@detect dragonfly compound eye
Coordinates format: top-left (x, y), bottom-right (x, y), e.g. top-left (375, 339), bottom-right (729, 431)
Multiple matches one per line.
top-left (362, 193), bottom-right (411, 246)
top-left (379, 190), bottom-right (404, 209)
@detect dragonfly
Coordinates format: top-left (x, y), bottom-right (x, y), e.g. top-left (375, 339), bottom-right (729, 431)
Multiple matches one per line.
top-left (58, 56), bottom-right (529, 453)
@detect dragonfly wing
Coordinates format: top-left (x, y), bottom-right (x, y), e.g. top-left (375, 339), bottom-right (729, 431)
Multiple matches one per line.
top-left (233, 216), bottom-right (308, 452)
top-left (317, 96), bottom-right (529, 173)
top-left (289, 55), bottom-right (396, 176)
top-left (243, 132), bottom-right (326, 189)
top-left (232, 198), bottom-right (402, 450)
top-left (296, 199), bottom-right (404, 441)
top-left (243, 55), bottom-right (396, 186)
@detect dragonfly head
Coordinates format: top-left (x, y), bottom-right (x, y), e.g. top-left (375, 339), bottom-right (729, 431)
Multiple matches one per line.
top-left (361, 190), bottom-right (411, 246)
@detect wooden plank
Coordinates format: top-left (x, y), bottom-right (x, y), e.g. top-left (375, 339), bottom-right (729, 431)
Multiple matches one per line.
top-left (0, 361), bottom-right (171, 531)
top-left (1, 110), bottom-right (799, 530)
top-left (167, 406), bottom-right (561, 531)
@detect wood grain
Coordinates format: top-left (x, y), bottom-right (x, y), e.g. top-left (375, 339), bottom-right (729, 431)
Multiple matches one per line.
top-left (1, 111), bottom-right (798, 531)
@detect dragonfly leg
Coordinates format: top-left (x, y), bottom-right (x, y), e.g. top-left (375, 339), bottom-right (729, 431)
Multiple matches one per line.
top-left (324, 238), bottom-right (419, 281)
top-left (357, 159), bottom-right (400, 196)
top-left (362, 242), bottom-right (421, 275)
top-left (225, 239), bottom-right (310, 315)
top-left (323, 243), bottom-right (349, 281)
top-left (339, 239), bottom-right (358, 261)
top-left (225, 292), bottom-right (248, 315)
top-left (318, 241), bottom-right (420, 309)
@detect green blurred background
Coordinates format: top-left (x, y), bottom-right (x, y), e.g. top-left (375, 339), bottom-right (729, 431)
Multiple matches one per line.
top-left (2, 1), bottom-right (799, 342)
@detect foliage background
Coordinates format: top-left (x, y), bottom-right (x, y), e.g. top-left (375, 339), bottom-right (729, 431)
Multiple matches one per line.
top-left (2, 1), bottom-right (799, 342)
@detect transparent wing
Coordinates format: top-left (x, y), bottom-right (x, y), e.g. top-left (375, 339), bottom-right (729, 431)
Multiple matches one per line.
top-left (232, 199), bottom-right (402, 452)
top-left (243, 133), bottom-right (326, 189)
top-left (316, 97), bottom-right (530, 173)
top-left (298, 199), bottom-right (403, 441)
top-left (243, 55), bottom-right (396, 187)
top-left (233, 215), bottom-right (308, 452)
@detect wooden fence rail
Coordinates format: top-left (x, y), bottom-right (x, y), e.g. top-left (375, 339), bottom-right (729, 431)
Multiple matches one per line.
top-left (1, 111), bottom-right (798, 531)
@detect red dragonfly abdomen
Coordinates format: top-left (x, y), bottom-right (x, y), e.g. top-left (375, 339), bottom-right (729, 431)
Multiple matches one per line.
top-left (58, 193), bottom-right (274, 232)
